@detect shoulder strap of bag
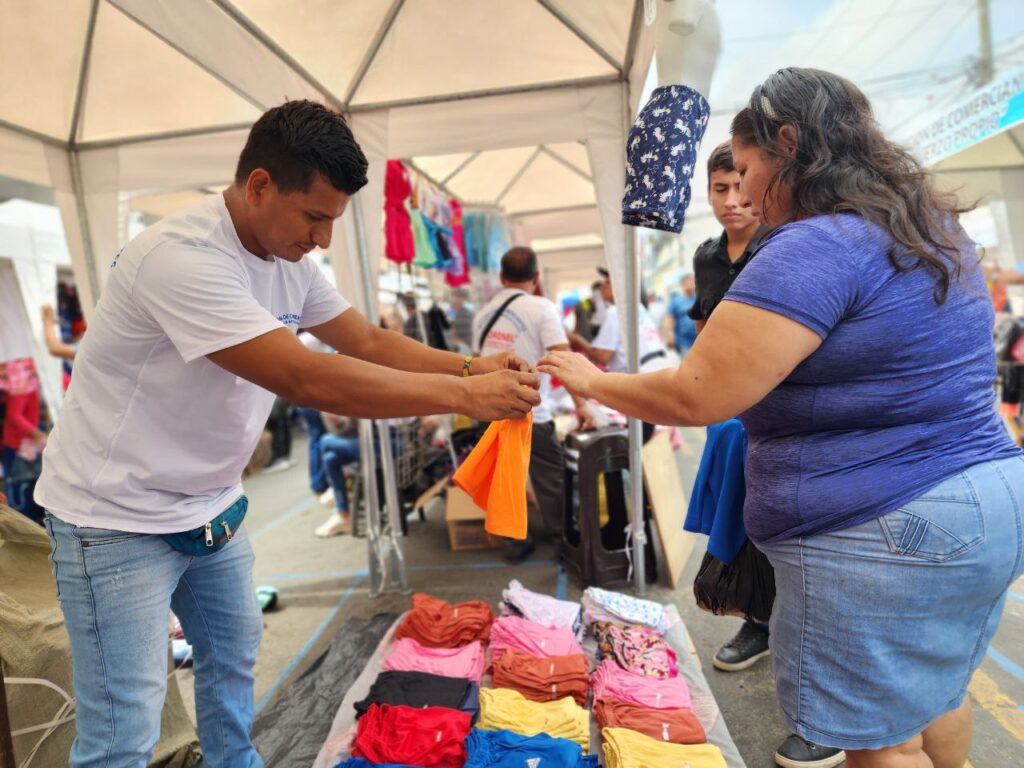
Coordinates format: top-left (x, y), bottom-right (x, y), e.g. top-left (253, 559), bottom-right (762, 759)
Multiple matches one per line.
top-left (477, 292), bottom-right (524, 353)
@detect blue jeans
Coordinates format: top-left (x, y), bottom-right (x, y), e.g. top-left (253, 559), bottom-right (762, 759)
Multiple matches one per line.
top-left (319, 434), bottom-right (361, 512)
top-left (45, 514), bottom-right (264, 767)
top-left (294, 407), bottom-right (328, 493)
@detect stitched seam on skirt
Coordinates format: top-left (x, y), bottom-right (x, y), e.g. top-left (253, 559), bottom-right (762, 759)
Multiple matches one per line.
top-left (796, 537), bottom-right (808, 727)
top-left (991, 458), bottom-right (1024, 592)
top-left (960, 460), bottom-right (1019, 694)
top-left (78, 527), bottom-right (118, 765)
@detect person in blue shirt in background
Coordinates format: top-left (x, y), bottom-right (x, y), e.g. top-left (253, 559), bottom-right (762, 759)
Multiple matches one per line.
top-left (667, 274), bottom-right (698, 353)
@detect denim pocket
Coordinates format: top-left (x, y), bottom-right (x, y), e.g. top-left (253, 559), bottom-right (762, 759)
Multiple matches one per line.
top-left (878, 489), bottom-right (985, 563)
top-left (72, 525), bottom-right (144, 548)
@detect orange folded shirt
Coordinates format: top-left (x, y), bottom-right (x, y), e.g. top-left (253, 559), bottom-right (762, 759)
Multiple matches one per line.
top-left (594, 697), bottom-right (706, 745)
top-left (491, 648), bottom-right (590, 707)
top-left (396, 592), bottom-right (495, 648)
top-left (453, 414), bottom-right (533, 539)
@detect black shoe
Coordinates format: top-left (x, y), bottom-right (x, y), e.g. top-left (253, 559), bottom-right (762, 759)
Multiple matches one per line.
top-left (504, 538), bottom-right (536, 564)
top-left (774, 734), bottom-right (845, 768)
top-left (713, 621), bottom-right (770, 671)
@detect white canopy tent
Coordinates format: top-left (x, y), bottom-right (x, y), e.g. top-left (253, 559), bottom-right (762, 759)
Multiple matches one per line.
top-left (0, 0), bottom-right (664, 593)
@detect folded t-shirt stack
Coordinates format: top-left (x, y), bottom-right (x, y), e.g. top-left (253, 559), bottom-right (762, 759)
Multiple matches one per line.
top-left (594, 698), bottom-right (705, 745)
top-left (396, 593), bottom-right (494, 647)
top-left (593, 620), bottom-right (678, 679)
top-left (353, 670), bottom-right (474, 717)
top-left (582, 587), bottom-right (667, 634)
top-left (353, 704), bottom-right (471, 768)
top-left (601, 727), bottom-right (726, 768)
top-left (382, 637), bottom-right (486, 682)
top-left (464, 728), bottom-right (599, 768)
top-left (491, 649), bottom-right (589, 706)
top-left (591, 660), bottom-right (691, 710)
top-left (500, 579), bottom-right (582, 636)
top-left (489, 616), bottom-right (584, 663)
top-left (477, 687), bottom-right (590, 751)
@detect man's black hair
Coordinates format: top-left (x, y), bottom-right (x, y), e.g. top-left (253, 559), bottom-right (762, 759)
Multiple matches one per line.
top-left (501, 247), bottom-right (539, 282)
top-left (706, 141), bottom-right (735, 185)
top-left (235, 100), bottom-right (368, 195)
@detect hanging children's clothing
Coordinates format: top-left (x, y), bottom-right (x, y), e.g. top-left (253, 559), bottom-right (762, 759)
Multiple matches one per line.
top-left (621, 85), bottom-right (710, 234)
top-left (384, 160), bottom-right (415, 265)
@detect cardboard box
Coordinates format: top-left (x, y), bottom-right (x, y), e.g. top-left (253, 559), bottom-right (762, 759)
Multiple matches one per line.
top-left (445, 486), bottom-right (501, 551)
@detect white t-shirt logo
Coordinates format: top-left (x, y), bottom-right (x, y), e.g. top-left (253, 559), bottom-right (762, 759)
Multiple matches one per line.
top-left (526, 758), bottom-right (541, 768)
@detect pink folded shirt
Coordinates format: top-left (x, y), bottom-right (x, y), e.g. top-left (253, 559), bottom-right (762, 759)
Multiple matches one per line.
top-left (489, 616), bottom-right (583, 664)
top-left (591, 659), bottom-right (691, 710)
top-left (382, 637), bottom-right (485, 682)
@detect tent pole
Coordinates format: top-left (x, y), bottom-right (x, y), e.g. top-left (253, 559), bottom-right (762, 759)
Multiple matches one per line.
top-left (352, 192), bottom-right (409, 596)
top-left (0, 659), bottom-right (14, 768)
top-left (623, 230), bottom-right (646, 596)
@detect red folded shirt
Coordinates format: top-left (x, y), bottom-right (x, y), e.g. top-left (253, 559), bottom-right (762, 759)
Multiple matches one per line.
top-left (352, 704), bottom-right (471, 768)
top-left (396, 593), bottom-right (494, 648)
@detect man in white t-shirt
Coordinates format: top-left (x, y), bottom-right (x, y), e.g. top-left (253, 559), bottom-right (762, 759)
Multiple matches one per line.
top-left (472, 247), bottom-right (596, 561)
top-left (35, 101), bottom-right (539, 768)
top-left (569, 267), bottom-right (672, 443)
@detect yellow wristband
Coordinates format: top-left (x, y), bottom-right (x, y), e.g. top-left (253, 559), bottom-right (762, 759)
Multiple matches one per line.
top-left (462, 356), bottom-right (473, 377)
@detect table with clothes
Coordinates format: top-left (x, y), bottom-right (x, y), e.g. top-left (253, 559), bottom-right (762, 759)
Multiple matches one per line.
top-left (313, 582), bottom-right (744, 768)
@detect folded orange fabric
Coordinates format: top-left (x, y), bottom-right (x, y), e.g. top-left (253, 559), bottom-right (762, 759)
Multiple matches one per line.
top-left (395, 592), bottom-right (494, 648)
top-left (594, 697), bottom-right (706, 745)
top-left (491, 648), bottom-right (590, 707)
top-left (453, 413), bottom-right (533, 539)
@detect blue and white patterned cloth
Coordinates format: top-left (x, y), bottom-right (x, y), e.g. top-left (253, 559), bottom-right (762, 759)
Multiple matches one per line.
top-left (621, 84), bottom-right (710, 234)
top-left (582, 587), bottom-right (668, 634)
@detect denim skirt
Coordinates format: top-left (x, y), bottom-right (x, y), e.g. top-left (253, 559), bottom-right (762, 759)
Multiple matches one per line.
top-left (756, 456), bottom-right (1024, 750)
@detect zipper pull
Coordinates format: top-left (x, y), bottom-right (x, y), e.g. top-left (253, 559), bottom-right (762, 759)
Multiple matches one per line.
top-left (220, 521), bottom-right (234, 541)
top-left (204, 522), bottom-right (214, 547)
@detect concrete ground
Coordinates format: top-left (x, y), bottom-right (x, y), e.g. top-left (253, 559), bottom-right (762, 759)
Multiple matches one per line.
top-left (174, 429), bottom-right (1024, 768)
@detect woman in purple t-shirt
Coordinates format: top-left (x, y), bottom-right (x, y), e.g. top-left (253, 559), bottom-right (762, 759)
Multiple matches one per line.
top-left (541, 68), bottom-right (1024, 767)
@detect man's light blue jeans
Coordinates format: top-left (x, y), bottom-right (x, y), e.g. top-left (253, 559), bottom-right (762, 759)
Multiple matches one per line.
top-left (45, 513), bottom-right (264, 768)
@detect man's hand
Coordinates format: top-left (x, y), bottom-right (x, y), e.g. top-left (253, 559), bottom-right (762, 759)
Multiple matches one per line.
top-left (575, 403), bottom-right (599, 432)
top-left (461, 370), bottom-right (541, 421)
top-left (473, 351), bottom-right (532, 376)
top-left (536, 351), bottom-right (602, 399)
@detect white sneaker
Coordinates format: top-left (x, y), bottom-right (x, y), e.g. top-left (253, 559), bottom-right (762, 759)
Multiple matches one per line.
top-left (318, 488), bottom-right (335, 506)
top-left (262, 457), bottom-right (295, 474)
top-left (315, 512), bottom-right (352, 538)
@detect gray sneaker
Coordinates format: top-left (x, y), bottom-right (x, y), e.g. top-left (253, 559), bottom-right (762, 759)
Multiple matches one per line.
top-left (774, 734), bottom-right (845, 768)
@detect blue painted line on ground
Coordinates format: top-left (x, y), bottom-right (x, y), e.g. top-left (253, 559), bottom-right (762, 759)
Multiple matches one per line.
top-left (249, 497), bottom-right (315, 542)
top-left (1007, 592), bottom-right (1024, 603)
top-left (407, 559), bottom-right (557, 572)
top-left (256, 560), bottom-right (557, 583)
top-left (555, 564), bottom-right (568, 600)
top-left (987, 647), bottom-right (1024, 682)
top-left (255, 573), bottom-right (366, 715)
top-left (256, 568), bottom-right (368, 583)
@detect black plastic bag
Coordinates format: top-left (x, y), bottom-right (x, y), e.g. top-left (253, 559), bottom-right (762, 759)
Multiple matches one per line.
top-left (693, 540), bottom-right (776, 623)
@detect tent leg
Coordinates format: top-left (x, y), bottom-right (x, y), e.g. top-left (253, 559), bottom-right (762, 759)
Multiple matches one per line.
top-left (352, 192), bottom-right (409, 597)
top-left (623, 233), bottom-right (647, 596)
top-left (0, 658), bottom-right (15, 768)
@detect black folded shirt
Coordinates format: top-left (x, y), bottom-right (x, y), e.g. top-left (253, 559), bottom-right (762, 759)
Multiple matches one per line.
top-left (353, 671), bottom-right (474, 718)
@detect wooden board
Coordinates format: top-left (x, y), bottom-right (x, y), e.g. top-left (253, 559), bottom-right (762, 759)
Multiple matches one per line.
top-left (643, 430), bottom-right (697, 590)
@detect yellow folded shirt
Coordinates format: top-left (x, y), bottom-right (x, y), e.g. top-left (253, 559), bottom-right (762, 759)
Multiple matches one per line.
top-left (477, 687), bottom-right (590, 751)
top-left (601, 727), bottom-right (726, 768)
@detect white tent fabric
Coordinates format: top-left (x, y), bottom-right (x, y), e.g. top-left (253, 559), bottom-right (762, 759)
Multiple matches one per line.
top-left (0, 0), bottom-right (658, 592)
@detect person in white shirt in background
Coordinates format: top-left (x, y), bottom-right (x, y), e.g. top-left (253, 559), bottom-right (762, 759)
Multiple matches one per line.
top-left (474, 247), bottom-right (597, 562)
top-left (36, 100), bottom-right (539, 768)
top-left (570, 267), bottom-right (673, 444)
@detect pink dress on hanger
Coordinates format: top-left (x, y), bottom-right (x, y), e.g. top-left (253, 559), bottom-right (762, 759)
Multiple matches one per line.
top-left (445, 198), bottom-right (470, 287)
top-left (384, 160), bottom-right (415, 264)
